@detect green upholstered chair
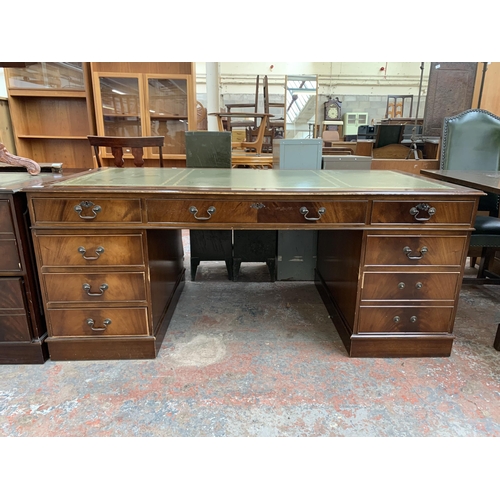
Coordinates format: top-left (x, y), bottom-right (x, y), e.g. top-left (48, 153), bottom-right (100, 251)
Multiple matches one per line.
top-left (185, 131), bottom-right (234, 281)
top-left (185, 130), bottom-right (277, 282)
top-left (440, 108), bottom-right (500, 285)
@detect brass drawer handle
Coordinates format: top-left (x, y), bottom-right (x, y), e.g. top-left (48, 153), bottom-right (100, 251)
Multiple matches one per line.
top-left (78, 246), bottom-right (105, 260)
top-left (409, 203), bottom-right (436, 221)
top-left (74, 201), bottom-right (102, 219)
top-left (299, 206), bottom-right (326, 221)
top-left (189, 205), bottom-right (216, 220)
top-left (82, 283), bottom-right (108, 296)
top-left (403, 246), bottom-right (428, 260)
top-left (86, 318), bottom-right (111, 332)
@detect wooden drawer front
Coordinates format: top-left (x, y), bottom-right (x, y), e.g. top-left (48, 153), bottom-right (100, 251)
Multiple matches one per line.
top-left (31, 198), bottom-right (142, 224)
top-left (0, 278), bottom-right (31, 341)
top-left (361, 272), bottom-right (460, 301)
top-left (358, 306), bottom-right (454, 333)
top-left (147, 199), bottom-right (368, 225)
top-left (0, 199), bottom-right (15, 233)
top-left (37, 234), bottom-right (145, 267)
top-left (0, 314), bottom-right (31, 342)
top-left (44, 272), bottom-right (147, 303)
top-left (371, 200), bottom-right (475, 225)
top-left (147, 199), bottom-right (257, 224)
top-left (0, 239), bottom-right (21, 272)
top-left (0, 277), bottom-right (25, 309)
top-left (256, 201), bottom-right (368, 224)
top-left (47, 307), bottom-right (149, 337)
top-left (364, 235), bottom-right (467, 266)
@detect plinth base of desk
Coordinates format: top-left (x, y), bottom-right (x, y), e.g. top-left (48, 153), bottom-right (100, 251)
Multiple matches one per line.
top-left (0, 337), bottom-right (49, 364)
top-left (46, 337), bottom-right (158, 361)
top-left (348, 334), bottom-right (454, 358)
top-left (315, 270), bottom-right (454, 358)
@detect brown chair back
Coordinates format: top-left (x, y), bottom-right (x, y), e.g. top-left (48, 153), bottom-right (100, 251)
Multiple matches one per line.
top-left (88, 136), bottom-right (164, 168)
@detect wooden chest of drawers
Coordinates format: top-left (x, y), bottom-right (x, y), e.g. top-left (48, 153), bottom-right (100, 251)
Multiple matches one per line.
top-left (0, 193), bottom-right (48, 363)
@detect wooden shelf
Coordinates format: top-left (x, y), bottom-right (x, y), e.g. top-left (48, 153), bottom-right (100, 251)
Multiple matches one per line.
top-left (7, 89), bottom-right (87, 98)
top-left (17, 135), bottom-right (90, 140)
top-left (103, 113), bottom-right (141, 118)
top-left (5, 63), bottom-right (96, 169)
top-left (150, 114), bottom-right (188, 120)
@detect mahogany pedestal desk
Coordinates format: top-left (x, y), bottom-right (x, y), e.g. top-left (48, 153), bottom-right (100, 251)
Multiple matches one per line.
top-left (24, 168), bottom-right (482, 361)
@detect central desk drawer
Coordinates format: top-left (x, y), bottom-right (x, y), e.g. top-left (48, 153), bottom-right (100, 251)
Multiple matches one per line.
top-left (44, 272), bottom-right (147, 303)
top-left (36, 234), bottom-right (145, 268)
top-left (358, 306), bottom-right (454, 333)
top-left (47, 307), bottom-right (149, 337)
top-left (146, 199), bottom-right (368, 225)
top-left (364, 235), bottom-right (467, 266)
top-left (147, 199), bottom-right (257, 224)
top-left (31, 198), bottom-right (142, 224)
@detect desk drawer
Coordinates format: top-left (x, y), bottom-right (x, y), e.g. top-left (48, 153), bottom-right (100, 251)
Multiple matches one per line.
top-left (371, 200), bottom-right (475, 225)
top-left (361, 272), bottom-right (460, 301)
top-left (146, 199), bottom-right (367, 225)
top-left (0, 278), bottom-right (31, 341)
top-left (358, 306), bottom-right (453, 333)
top-left (364, 235), bottom-right (467, 266)
top-left (147, 199), bottom-right (257, 224)
top-left (0, 200), bottom-right (15, 233)
top-left (0, 239), bottom-right (21, 272)
top-left (31, 198), bottom-right (142, 224)
top-left (47, 307), bottom-right (149, 337)
top-left (44, 272), bottom-right (147, 303)
top-left (256, 201), bottom-right (368, 224)
top-left (36, 234), bottom-right (145, 268)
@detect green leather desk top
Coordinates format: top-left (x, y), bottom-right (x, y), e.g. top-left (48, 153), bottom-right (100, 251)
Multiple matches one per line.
top-left (40, 167), bottom-right (480, 194)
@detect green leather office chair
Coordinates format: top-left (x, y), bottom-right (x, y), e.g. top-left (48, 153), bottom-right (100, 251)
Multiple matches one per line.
top-left (185, 131), bottom-right (233, 281)
top-left (440, 108), bottom-right (500, 285)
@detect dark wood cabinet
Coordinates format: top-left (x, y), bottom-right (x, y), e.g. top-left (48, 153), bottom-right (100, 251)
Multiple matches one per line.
top-left (0, 181), bottom-right (49, 363)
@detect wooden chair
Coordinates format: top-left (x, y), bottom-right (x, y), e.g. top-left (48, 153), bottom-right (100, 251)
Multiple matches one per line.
top-left (88, 136), bottom-right (164, 168)
top-left (184, 131), bottom-right (233, 281)
top-left (225, 75), bottom-right (260, 130)
top-left (440, 109), bottom-right (500, 285)
top-left (322, 130), bottom-right (340, 146)
top-left (263, 75), bottom-right (285, 134)
top-left (231, 115), bottom-right (269, 155)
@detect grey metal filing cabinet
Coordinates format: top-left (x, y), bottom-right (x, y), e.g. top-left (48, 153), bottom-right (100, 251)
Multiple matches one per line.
top-left (274, 139), bottom-right (322, 280)
top-left (273, 138), bottom-right (322, 170)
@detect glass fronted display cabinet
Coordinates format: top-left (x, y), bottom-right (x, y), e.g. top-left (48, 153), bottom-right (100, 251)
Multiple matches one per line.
top-left (92, 69), bottom-right (196, 165)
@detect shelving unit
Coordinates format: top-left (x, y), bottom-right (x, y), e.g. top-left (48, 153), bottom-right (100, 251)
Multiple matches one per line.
top-left (4, 63), bottom-right (96, 168)
top-left (90, 63), bottom-right (197, 167)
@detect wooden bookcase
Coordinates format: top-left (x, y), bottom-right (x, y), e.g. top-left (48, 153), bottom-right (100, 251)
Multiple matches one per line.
top-left (4, 62), bottom-right (96, 168)
top-left (90, 62), bottom-right (197, 167)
